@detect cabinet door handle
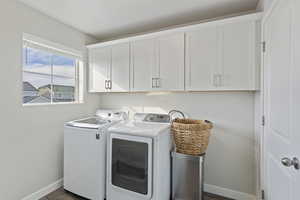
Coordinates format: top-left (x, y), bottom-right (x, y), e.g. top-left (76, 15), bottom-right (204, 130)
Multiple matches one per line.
top-left (213, 74), bottom-right (223, 87)
top-left (217, 74), bottom-right (222, 87)
top-left (156, 78), bottom-right (160, 88)
top-left (108, 80), bottom-right (112, 89)
top-left (105, 80), bottom-right (108, 89)
top-left (213, 74), bottom-right (218, 87)
top-left (152, 78), bottom-right (160, 88)
top-left (219, 74), bottom-right (223, 87)
top-left (152, 78), bottom-right (156, 88)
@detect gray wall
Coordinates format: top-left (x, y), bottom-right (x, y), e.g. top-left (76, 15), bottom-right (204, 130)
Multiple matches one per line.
top-left (257, 0), bottom-right (275, 11)
top-left (0, 0), bottom-right (259, 198)
top-left (0, 1), bottom-right (101, 199)
top-left (99, 92), bottom-right (256, 195)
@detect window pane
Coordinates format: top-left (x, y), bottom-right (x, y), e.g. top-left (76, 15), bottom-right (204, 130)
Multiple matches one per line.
top-left (23, 47), bottom-right (51, 104)
top-left (52, 55), bottom-right (76, 102)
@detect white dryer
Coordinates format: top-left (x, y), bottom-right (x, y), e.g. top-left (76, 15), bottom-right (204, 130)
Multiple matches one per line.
top-left (106, 113), bottom-right (173, 200)
top-left (64, 110), bottom-right (128, 200)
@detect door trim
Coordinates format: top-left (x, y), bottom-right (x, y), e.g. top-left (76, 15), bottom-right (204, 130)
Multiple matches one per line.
top-left (261, 0), bottom-right (287, 198)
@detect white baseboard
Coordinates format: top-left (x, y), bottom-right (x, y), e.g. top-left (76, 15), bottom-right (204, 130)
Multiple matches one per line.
top-left (204, 184), bottom-right (257, 200)
top-left (22, 179), bottom-right (63, 200)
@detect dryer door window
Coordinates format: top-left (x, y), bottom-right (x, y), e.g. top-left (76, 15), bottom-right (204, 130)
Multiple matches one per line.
top-left (111, 138), bottom-right (150, 195)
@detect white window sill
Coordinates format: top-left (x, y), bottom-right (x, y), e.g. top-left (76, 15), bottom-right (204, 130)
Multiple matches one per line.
top-left (22, 101), bottom-right (84, 107)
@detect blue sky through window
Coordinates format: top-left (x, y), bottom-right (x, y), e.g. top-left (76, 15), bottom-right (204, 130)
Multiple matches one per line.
top-left (26, 47), bottom-right (75, 66)
top-left (23, 47), bottom-right (76, 88)
top-left (22, 41), bottom-right (79, 104)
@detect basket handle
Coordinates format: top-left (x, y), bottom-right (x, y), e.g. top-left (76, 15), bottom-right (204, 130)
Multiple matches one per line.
top-left (205, 120), bottom-right (212, 124)
top-left (168, 110), bottom-right (186, 121)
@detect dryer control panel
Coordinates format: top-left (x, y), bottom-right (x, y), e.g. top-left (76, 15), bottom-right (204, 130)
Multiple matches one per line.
top-left (134, 113), bottom-right (170, 123)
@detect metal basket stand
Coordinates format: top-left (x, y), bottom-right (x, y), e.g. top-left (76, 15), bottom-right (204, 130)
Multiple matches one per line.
top-left (171, 151), bottom-right (205, 200)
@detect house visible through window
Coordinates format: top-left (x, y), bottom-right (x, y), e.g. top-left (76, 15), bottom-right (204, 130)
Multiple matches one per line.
top-left (22, 34), bottom-right (83, 105)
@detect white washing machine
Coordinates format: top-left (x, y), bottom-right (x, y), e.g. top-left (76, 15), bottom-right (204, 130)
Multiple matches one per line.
top-left (106, 113), bottom-right (173, 200)
top-left (64, 110), bottom-right (128, 200)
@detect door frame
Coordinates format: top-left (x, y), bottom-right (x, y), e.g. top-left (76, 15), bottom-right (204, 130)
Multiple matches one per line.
top-left (260, 0), bottom-right (285, 198)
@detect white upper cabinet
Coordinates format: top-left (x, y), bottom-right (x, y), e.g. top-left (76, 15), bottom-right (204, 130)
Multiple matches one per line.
top-left (220, 21), bottom-right (258, 90)
top-left (131, 34), bottom-right (185, 91)
top-left (88, 43), bottom-right (130, 93)
top-left (158, 33), bottom-right (185, 91)
top-left (131, 39), bottom-right (156, 92)
top-left (185, 26), bottom-right (218, 91)
top-left (88, 13), bottom-right (261, 93)
top-left (89, 47), bottom-right (111, 92)
top-left (110, 43), bottom-right (130, 92)
top-left (185, 20), bottom-right (259, 91)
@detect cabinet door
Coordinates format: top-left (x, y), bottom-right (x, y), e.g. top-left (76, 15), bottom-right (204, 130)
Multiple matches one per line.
top-left (185, 26), bottom-right (218, 91)
top-left (89, 47), bottom-right (110, 92)
top-left (131, 39), bottom-right (156, 92)
top-left (158, 33), bottom-right (185, 91)
top-left (110, 43), bottom-right (130, 92)
top-left (221, 21), bottom-right (257, 90)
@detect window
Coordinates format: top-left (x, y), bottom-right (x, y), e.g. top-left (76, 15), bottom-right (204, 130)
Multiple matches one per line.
top-left (22, 34), bottom-right (83, 105)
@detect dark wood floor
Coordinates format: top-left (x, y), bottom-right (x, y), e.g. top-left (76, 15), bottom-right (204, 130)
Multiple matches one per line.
top-left (40, 188), bottom-right (234, 200)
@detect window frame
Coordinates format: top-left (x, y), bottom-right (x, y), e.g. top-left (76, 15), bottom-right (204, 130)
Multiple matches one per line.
top-left (22, 33), bottom-right (84, 106)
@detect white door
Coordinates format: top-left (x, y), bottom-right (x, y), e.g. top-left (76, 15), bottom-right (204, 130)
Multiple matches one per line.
top-left (111, 42), bottom-right (130, 92)
top-left (291, 0), bottom-right (300, 198)
top-left (131, 39), bottom-right (156, 92)
top-left (185, 26), bottom-right (218, 91)
top-left (89, 47), bottom-right (110, 92)
top-left (221, 21), bottom-right (257, 90)
top-left (158, 33), bottom-right (184, 91)
top-left (263, 0), bottom-right (300, 199)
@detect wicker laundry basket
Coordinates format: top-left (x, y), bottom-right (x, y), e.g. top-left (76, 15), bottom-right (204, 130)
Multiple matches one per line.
top-left (172, 119), bottom-right (213, 156)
